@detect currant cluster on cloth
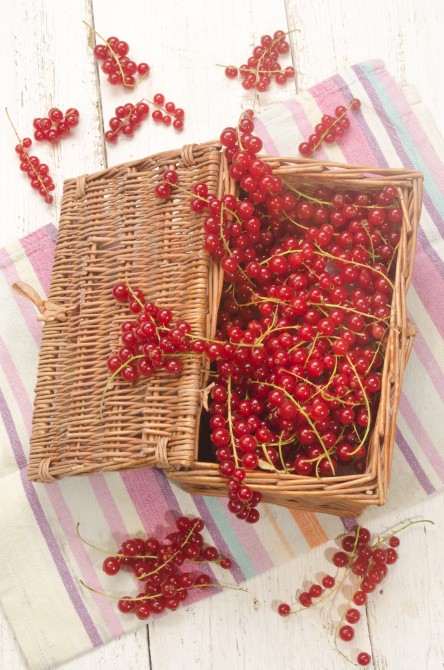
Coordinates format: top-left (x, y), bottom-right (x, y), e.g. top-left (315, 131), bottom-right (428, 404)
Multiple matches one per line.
top-left (298, 99), bottom-right (361, 156)
top-left (223, 29), bottom-right (295, 92)
top-left (85, 516), bottom-right (233, 620)
top-left (153, 110), bottom-right (401, 526)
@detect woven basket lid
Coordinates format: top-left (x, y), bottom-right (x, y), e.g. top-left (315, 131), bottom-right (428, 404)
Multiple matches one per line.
top-left (25, 141), bottom-right (223, 482)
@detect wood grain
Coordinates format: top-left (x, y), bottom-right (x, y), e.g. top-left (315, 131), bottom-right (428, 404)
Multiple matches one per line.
top-left (0, 623), bottom-right (150, 670)
top-left (0, 0), bottom-right (104, 248)
top-left (91, 0), bottom-right (297, 166)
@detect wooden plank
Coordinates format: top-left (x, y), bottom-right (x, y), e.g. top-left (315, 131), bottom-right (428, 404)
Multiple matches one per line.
top-left (89, 0), bottom-right (297, 166)
top-left (0, 615), bottom-right (150, 670)
top-left (148, 539), bottom-right (368, 670)
top-left (285, 0), bottom-right (444, 137)
top-left (364, 494), bottom-right (444, 669)
top-left (0, 0), bottom-right (104, 248)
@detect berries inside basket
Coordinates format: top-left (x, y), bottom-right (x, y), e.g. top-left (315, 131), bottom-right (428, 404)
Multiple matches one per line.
top-left (18, 138), bottom-right (422, 519)
top-left (169, 155), bottom-right (422, 517)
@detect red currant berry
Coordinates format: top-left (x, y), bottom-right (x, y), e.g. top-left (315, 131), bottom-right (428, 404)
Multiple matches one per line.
top-left (345, 608), bottom-right (360, 624)
top-left (155, 183), bottom-right (171, 199)
top-left (112, 283), bottom-right (129, 302)
top-left (121, 365), bottom-right (138, 382)
top-left (353, 591), bottom-right (367, 606)
top-left (341, 535), bottom-right (356, 552)
top-left (322, 575), bottom-right (335, 589)
top-left (298, 592), bottom-right (312, 607)
top-left (138, 62), bottom-right (150, 76)
top-left (107, 356), bottom-right (122, 372)
top-left (118, 597), bottom-right (136, 613)
top-left (246, 508), bottom-right (260, 523)
top-left (103, 556), bottom-right (120, 575)
top-left (356, 527), bottom-right (371, 544)
top-left (153, 93), bottom-right (165, 105)
top-left (219, 556), bottom-right (232, 569)
top-left (278, 603), bottom-right (291, 617)
top-left (357, 652), bottom-right (371, 666)
top-left (332, 551), bottom-right (349, 567)
top-left (385, 547), bottom-right (398, 564)
top-left (308, 584), bottom-right (323, 598)
top-left (339, 625), bottom-right (354, 642)
top-left (135, 602), bottom-right (151, 619)
top-left (299, 142), bottom-right (312, 156)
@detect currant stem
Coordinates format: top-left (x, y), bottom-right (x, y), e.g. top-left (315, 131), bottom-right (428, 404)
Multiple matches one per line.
top-left (216, 64), bottom-right (285, 74)
top-left (79, 579), bottom-right (247, 602)
top-left (76, 523), bottom-right (156, 559)
top-left (291, 532), bottom-right (359, 619)
top-left (277, 431), bottom-right (289, 473)
top-left (227, 377), bottom-right (240, 468)
top-left (282, 180), bottom-right (398, 211)
top-left (332, 533), bottom-right (365, 664)
top-left (313, 246), bottom-right (395, 289)
top-left (374, 518), bottom-right (434, 548)
top-left (124, 277), bottom-right (144, 309)
top-left (250, 380), bottom-right (333, 472)
top-left (100, 355), bottom-right (145, 419)
top-left (5, 107), bottom-right (50, 195)
top-left (186, 331), bottom-right (264, 349)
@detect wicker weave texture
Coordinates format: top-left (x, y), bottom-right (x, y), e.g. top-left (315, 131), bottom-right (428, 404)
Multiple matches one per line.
top-left (28, 142), bottom-right (222, 481)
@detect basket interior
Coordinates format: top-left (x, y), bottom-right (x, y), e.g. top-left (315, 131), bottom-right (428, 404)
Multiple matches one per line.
top-left (188, 163), bottom-right (422, 514)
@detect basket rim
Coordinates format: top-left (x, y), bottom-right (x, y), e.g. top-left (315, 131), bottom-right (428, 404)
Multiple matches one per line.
top-left (63, 140), bottom-right (224, 189)
top-left (63, 142), bottom-right (424, 190)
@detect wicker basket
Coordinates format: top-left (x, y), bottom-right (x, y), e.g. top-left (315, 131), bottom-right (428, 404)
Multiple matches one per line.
top-left (170, 156), bottom-right (422, 517)
top-left (18, 142), bottom-right (422, 518)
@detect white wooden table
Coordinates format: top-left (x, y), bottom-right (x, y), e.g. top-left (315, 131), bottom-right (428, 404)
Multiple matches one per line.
top-left (1, 1), bottom-right (444, 668)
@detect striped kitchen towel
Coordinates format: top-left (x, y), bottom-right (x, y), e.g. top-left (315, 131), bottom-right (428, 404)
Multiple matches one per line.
top-left (1, 60), bottom-right (443, 669)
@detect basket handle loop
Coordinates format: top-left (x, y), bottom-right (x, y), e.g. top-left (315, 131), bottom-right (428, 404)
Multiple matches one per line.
top-left (154, 436), bottom-right (170, 469)
top-left (12, 281), bottom-right (68, 322)
top-left (76, 174), bottom-right (86, 199)
top-left (181, 144), bottom-right (197, 167)
top-left (37, 457), bottom-right (56, 483)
